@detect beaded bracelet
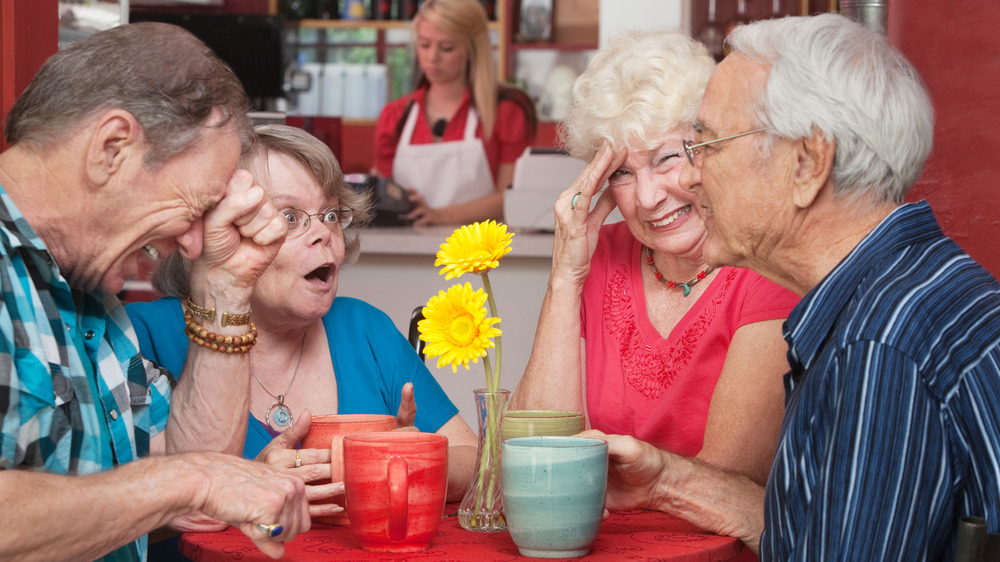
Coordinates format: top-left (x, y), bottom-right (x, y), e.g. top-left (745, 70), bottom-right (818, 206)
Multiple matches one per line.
top-left (186, 295), bottom-right (253, 327)
top-left (184, 310), bottom-right (258, 354)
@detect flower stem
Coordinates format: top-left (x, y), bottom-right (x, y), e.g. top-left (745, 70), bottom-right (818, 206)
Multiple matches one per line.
top-left (481, 355), bottom-right (495, 395)
top-left (481, 272), bottom-right (501, 393)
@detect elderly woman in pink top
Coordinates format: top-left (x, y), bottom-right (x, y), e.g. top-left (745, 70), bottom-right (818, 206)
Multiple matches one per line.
top-left (510, 30), bottom-right (798, 485)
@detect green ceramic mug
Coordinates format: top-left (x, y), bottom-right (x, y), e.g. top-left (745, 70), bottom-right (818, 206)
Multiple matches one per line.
top-left (501, 410), bottom-right (585, 442)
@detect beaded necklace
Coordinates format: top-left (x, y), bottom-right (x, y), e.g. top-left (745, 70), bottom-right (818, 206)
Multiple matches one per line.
top-left (643, 245), bottom-right (714, 297)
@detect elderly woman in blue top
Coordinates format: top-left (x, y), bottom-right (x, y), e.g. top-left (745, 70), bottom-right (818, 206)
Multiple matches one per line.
top-left (126, 125), bottom-right (478, 508)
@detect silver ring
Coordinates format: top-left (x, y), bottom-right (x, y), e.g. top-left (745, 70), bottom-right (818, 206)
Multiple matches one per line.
top-left (294, 450), bottom-right (302, 468)
top-left (570, 191), bottom-right (582, 210)
top-left (255, 523), bottom-right (283, 538)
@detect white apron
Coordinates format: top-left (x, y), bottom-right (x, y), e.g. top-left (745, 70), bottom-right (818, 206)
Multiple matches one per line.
top-left (392, 102), bottom-right (495, 209)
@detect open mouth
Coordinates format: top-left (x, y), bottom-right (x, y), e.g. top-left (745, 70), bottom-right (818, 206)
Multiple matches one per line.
top-left (306, 264), bottom-right (334, 283)
top-left (142, 245), bottom-right (160, 261)
top-left (650, 205), bottom-right (691, 228)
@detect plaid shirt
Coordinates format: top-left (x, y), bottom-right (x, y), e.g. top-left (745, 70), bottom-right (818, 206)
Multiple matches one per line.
top-left (0, 187), bottom-right (173, 561)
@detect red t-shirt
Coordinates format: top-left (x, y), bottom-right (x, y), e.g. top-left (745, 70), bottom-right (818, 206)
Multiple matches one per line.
top-left (581, 221), bottom-right (800, 455)
top-left (373, 86), bottom-right (531, 184)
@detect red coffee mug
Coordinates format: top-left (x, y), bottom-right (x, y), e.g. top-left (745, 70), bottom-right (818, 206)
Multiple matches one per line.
top-left (301, 413), bottom-right (397, 525)
top-left (343, 432), bottom-right (448, 552)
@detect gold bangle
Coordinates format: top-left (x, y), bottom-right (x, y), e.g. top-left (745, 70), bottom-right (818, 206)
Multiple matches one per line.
top-left (222, 310), bottom-right (253, 327)
top-left (186, 295), bottom-right (252, 326)
top-left (186, 295), bottom-right (215, 323)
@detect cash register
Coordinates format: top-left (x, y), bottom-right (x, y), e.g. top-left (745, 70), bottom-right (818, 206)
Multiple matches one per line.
top-left (504, 147), bottom-right (623, 231)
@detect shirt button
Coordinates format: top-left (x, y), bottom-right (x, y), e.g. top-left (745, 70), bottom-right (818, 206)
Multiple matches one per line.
top-left (84, 330), bottom-right (95, 340)
top-left (109, 410), bottom-right (119, 421)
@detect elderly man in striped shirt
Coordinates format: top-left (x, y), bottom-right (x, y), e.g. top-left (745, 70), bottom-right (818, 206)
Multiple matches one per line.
top-left (582, 13), bottom-right (1000, 561)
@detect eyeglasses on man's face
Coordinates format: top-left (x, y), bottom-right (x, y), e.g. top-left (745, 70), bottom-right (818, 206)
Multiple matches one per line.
top-left (282, 207), bottom-right (353, 237)
top-left (683, 128), bottom-right (768, 166)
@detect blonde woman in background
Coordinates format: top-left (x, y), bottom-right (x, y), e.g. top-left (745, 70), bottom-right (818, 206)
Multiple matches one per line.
top-left (374, 0), bottom-right (537, 226)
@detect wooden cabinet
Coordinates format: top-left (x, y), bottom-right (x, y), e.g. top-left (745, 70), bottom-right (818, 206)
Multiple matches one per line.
top-left (500, 0), bottom-right (596, 126)
top-left (501, 0), bottom-right (597, 83)
top-left (288, 3), bottom-right (507, 83)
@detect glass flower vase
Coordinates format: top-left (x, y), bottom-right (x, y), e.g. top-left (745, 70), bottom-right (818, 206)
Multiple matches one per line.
top-left (458, 388), bottom-right (510, 532)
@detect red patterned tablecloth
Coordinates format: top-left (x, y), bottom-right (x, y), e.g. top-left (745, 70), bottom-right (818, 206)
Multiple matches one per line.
top-left (180, 506), bottom-right (746, 561)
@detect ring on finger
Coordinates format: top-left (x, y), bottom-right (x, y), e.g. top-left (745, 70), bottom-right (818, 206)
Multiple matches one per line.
top-left (294, 450), bottom-right (302, 469)
top-left (255, 522), bottom-right (283, 538)
top-left (570, 191), bottom-right (583, 211)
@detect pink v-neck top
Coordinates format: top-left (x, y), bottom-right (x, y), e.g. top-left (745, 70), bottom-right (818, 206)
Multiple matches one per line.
top-left (581, 221), bottom-right (799, 455)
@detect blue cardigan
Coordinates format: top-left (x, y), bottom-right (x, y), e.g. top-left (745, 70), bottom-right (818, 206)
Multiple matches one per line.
top-left (125, 296), bottom-right (458, 459)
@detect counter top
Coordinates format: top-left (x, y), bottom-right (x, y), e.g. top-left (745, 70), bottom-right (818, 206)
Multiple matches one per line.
top-left (358, 226), bottom-right (554, 258)
top-left (342, 225), bottom-right (556, 427)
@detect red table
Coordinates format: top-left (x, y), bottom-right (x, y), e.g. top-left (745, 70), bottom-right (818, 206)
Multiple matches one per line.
top-left (180, 506), bottom-right (747, 561)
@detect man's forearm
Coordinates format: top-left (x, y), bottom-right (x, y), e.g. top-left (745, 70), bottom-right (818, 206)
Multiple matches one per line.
top-left (165, 346), bottom-right (252, 454)
top-left (0, 457), bottom-right (202, 561)
top-left (652, 453), bottom-right (766, 552)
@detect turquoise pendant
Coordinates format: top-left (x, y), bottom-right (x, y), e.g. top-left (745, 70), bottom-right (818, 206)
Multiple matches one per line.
top-left (265, 398), bottom-right (293, 431)
top-left (682, 284), bottom-right (692, 297)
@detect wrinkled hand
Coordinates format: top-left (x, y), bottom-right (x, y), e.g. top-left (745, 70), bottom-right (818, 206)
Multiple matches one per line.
top-left (256, 412), bottom-right (345, 519)
top-left (551, 146), bottom-right (626, 286)
top-left (192, 169), bottom-right (288, 294)
top-left (165, 511), bottom-right (229, 534)
top-left (395, 382), bottom-right (417, 430)
top-left (578, 429), bottom-right (668, 513)
top-left (180, 451), bottom-right (310, 559)
top-left (405, 189), bottom-right (445, 226)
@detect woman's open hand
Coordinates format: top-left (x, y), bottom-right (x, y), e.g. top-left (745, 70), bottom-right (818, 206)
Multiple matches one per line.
top-left (395, 382), bottom-right (418, 430)
top-left (551, 145), bottom-right (626, 287)
top-left (256, 411), bottom-right (345, 519)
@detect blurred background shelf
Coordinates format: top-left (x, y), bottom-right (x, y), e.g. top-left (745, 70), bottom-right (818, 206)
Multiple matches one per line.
top-left (508, 41), bottom-right (596, 51)
top-left (297, 18), bottom-right (502, 31)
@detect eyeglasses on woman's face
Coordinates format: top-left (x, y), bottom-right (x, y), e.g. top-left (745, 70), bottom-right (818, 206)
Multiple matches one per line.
top-left (683, 128), bottom-right (768, 166)
top-left (282, 207), bottom-right (353, 237)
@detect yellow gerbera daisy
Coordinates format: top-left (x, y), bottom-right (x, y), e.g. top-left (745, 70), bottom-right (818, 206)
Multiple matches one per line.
top-left (418, 282), bottom-right (502, 373)
top-left (434, 220), bottom-right (514, 280)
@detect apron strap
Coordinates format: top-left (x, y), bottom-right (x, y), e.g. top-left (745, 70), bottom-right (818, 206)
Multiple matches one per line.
top-left (401, 103), bottom-right (476, 143)
top-left (399, 102), bottom-right (420, 145)
top-left (463, 107), bottom-right (479, 140)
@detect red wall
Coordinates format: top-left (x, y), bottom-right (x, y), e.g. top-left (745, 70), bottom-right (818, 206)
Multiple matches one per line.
top-left (892, 0), bottom-right (1000, 278)
top-left (0, 0), bottom-right (57, 151)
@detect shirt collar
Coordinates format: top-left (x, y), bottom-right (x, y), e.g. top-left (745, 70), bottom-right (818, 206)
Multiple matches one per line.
top-left (783, 200), bottom-right (942, 377)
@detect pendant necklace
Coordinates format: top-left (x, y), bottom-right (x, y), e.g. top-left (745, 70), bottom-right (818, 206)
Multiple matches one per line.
top-left (643, 245), bottom-right (714, 297)
top-left (250, 331), bottom-right (307, 432)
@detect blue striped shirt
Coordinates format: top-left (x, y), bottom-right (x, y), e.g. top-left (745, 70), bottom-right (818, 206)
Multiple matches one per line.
top-left (762, 201), bottom-right (1000, 561)
top-left (0, 187), bottom-right (173, 561)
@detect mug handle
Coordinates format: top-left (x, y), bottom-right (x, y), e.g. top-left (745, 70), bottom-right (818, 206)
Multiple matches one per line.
top-left (330, 435), bottom-right (346, 482)
top-left (387, 457), bottom-right (409, 540)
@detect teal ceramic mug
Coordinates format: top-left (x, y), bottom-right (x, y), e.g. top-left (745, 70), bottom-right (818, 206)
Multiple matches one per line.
top-left (501, 436), bottom-right (608, 558)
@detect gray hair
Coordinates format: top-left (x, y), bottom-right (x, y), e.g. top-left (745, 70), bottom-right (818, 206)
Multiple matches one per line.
top-left (561, 30), bottom-right (715, 161)
top-left (152, 125), bottom-right (373, 297)
top-left (728, 13), bottom-right (934, 204)
top-left (4, 22), bottom-right (253, 168)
